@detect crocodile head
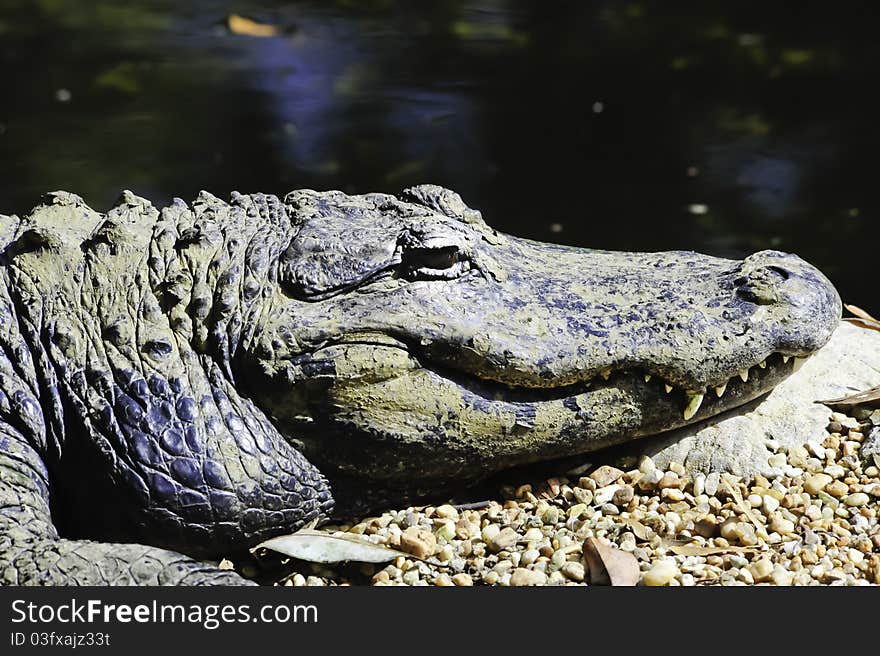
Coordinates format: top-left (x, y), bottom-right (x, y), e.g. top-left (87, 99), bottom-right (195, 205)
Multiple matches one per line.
top-left (240, 185), bottom-right (841, 488)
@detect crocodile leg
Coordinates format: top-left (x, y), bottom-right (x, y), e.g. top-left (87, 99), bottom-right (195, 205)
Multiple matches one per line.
top-left (0, 422), bottom-right (252, 585)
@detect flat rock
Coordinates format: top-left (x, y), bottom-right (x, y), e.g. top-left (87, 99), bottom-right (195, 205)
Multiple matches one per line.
top-left (619, 322), bottom-right (880, 478)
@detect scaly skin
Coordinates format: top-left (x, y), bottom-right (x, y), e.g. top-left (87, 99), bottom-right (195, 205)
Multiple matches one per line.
top-left (0, 186), bottom-right (840, 585)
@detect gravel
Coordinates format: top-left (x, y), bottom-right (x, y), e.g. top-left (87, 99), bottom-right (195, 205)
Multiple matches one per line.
top-left (264, 405), bottom-right (880, 587)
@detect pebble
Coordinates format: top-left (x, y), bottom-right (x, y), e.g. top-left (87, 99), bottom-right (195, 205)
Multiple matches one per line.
top-left (657, 472), bottom-right (680, 489)
top-left (638, 469), bottom-right (663, 490)
top-left (590, 465), bottom-right (624, 487)
top-left (261, 403), bottom-right (880, 589)
top-left (769, 516), bottom-right (796, 535)
top-left (488, 527), bottom-right (520, 552)
top-left (561, 561), bottom-right (585, 582)
top-left (844, 493), bottom-right (869, 507)
top-left (434, 573), bottom-right (453, 586)
top-left (594, 484), bottom-right (621, 505)
top-left (770, 565), bottom-right (793, 586)
top-left (704, 472), bottom-right (720, 496)
top-left (661, 488), bottom-right (685, 502)
top-left (825, 480), bottom-right (849, 498)
top-left (399, 527), bottom-right (437, 559)
top-left (642, 559), bottom-right (680, 586)
top-left (613, 485), bottom-right (635, 506)
top-left (452, 573), bottom-right (474, 586)
top-left (824, 464), bottom-right (846, 479)
top-left (434, 504), bottom-right (459, 520)
top-left (804, 473), bottom-right (833, 494)
top-left (749, 558), bottom-right (774, 582)
top-left (762, 495), bottom-right (780, 513)
top-left (510, 568), bottom-right (547, 586)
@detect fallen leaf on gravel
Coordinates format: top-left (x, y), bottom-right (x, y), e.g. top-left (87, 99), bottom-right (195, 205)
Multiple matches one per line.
top-left (722, 473), bottom-right (768, 541)
top-left (667, 545), bottom-right (758, 556)
top-left (227, 14), bottom-right (279, 37)
top-left (582, 537), bottom-right (640, 586)
top-left (620, 517), bottom-right (654, 541)
top-left (819, 385), bottom-right (880, 410)
top-left (254, 529), bottom-right (409, 564)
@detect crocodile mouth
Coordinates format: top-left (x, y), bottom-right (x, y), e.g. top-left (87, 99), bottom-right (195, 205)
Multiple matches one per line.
top-left (257, 336), bottom-right (808, 482)
top-left (288, 333), bottom-right (807, 424)
top-left (428, 350), bottom-right (804, 420)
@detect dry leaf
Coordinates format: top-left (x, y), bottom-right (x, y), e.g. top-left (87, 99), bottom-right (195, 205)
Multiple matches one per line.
top-left (254, 529), bottom-right (409, 564)
top-left (667, 544), bottom-right (758, 556)
top-left (582, 537), bottom-right (640, 586)
top-left (844, 318), bottom-right (880, 333)
top-left (721, 473), bottom-right (769, 541)
top-left (819, 385), bottom-right (880, 410)
top-left (227, 14), bottom-right (279, 37)
top-left (620, 517), bottom-right (654, 541)
top-left (843, 304), bottom-right (880, 334)
top-left (845, 303), bottom-right (880, 323)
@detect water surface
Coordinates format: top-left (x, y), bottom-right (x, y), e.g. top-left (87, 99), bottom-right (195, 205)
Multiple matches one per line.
top-left (1, 1), bottom-right (876, 311)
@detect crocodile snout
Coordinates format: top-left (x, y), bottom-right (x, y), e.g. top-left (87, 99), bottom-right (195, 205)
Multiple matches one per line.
top-left (737, 250), bottom-right (841, 355)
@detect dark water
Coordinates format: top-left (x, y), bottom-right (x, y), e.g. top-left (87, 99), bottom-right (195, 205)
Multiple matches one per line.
top-left (1, 1), bottom-right (877, 312)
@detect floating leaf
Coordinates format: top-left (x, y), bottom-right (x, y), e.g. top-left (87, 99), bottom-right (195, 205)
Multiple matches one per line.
top-left (254, 529), bottom-right (409, 564)
top-left (582, 537), bottom-right (640, 586)
top-left (227, 14), bottom-right (279, 37)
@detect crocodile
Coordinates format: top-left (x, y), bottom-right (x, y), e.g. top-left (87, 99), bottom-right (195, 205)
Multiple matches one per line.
top-left (0, 185), bottom-right (840, 585)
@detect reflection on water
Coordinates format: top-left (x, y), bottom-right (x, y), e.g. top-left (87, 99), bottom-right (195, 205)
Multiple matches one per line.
top-left (0, 0), bottom-right (876, 310)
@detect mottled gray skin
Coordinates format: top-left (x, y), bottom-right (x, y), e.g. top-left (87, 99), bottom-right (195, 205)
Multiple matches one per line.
top-left (0, 185), bottom-right (840, 585)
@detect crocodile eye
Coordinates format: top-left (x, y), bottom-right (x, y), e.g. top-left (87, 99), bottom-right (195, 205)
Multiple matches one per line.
top-left (402, 246), bottom-right (471, 281)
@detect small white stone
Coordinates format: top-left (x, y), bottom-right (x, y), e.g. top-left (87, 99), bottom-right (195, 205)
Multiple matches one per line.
top-left (770, 565), bottom-right (794, 586)
top-left (769, 516), bottom-right (795, 535)
top-left (561, 561), bottom-right (585, 582)
top-left (481, 524), bottom-right (500, 544)
top-left (804, 473), bottom-right (833, 495)
top-left (434, 573), bottom-right (454, 586)
top-left (661, 488), bottom-right (685, 502)
top-left (844, 493), bottom-right (869, 507)
top-left (642, 559), bottom-right (680, 586)
top-left (749, 558), bottom-right (774, 582)
top-left (638, 455), bottom-right (657, 473)
top-left (510, 568), bottom-right (547, 586)
top-left (692, 473), bottom-right (705, 497)
top-left (848, 548), bottom-right (865, 564)
top-left (824, 464), bottom-right (846, 479)
top-left (704, 472), bottom-right (720, 496)
top-left (520, 549), bottom-right (540, 566)
top-left (594, 484), bottom-right (621, 505)
top-left (762, 495), bottom-right (780, 513)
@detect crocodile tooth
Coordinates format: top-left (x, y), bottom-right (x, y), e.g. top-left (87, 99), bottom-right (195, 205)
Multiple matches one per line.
top-left (683, 393), bottom-right (704, 421)
top-left (600, 368), bottom-right (611, 380)
top-left (644, 374), bottom-right (652, 382)
top-left (758, 360), bottom-right (766, 369)
top-left (664, 384), bottom-right (673, 393)
top-left (739, 370), bottom-right (749, 383)
top-left (792, 357), bottom-right (807, 372)
top-left (714, 383), bottom-right (727, 398)
top-left (782, 355), bottom-right (791, 364)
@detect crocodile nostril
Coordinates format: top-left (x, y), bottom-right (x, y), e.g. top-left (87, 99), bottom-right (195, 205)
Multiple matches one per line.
top-left (765, 265), bottom-right (790, 281)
